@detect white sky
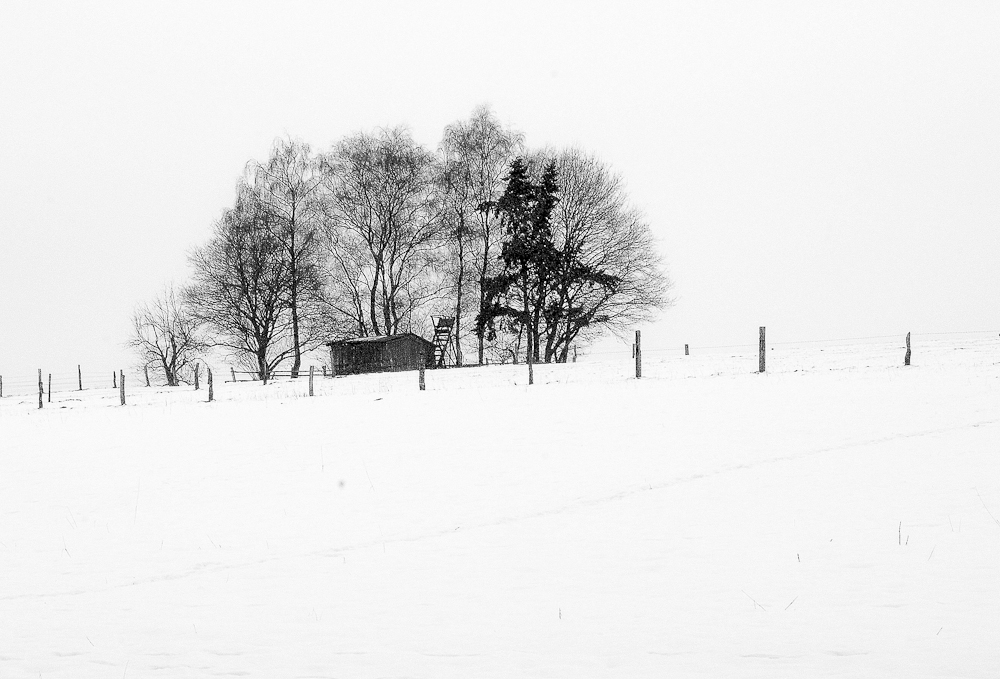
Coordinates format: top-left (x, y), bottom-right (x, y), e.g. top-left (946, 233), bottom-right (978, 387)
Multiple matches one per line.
top-left (1, 1), bottom-right (998, 378)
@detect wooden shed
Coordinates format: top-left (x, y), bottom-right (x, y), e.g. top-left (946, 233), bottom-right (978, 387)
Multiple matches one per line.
top-left (326, 333), bottom-right (436, 376)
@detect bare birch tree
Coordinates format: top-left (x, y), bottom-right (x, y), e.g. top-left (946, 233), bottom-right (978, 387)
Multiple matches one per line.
top-left (439, 106), bottom-right (523, 364)
top-left (319, 127), bottom-right (445, 337)
top-left (129, 285), bottom-right (206, 386)
top-left (185, 184), bottom-right (295, 380)
top-left (247, 139), bottom-right (327, 377)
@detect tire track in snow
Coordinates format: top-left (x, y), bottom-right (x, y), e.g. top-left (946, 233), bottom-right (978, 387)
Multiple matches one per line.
top-left (437, 416), bottom-right (1000, 534)
top-left (3, 417), bottom-right (996, 603)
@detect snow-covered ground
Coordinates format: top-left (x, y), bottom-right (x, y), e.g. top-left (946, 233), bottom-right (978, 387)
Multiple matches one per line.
top-left (1, 335), bottom-right (998, 677)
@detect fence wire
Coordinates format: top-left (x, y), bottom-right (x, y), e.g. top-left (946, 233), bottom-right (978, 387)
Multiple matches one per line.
top-left (1, 330), bottom-right (996, 409)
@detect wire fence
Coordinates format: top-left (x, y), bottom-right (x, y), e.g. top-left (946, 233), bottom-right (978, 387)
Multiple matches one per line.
top-left (587, 329), bottom-right (1000, 356)
top-left (0, 329), bottom-right (996, 411)
top-left (0, 369), bottom-right (131, 396)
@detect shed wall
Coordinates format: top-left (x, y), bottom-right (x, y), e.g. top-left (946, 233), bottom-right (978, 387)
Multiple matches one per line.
top-left (329, 336), bottom-right (433, 375)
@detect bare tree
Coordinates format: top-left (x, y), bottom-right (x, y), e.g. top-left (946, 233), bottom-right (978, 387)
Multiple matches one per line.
top-left (319, 127), bottom-right (445, 337)
top-left (439, 107), bottom-right (523, 364)
top-left (534, 148), bottom-right (672, 361)
top-left (247, 139), bottom-right (327, 377)
top-left (185, 184), bottom-right (295, 381)
top-left (129, 285), bottom-right (206, 386)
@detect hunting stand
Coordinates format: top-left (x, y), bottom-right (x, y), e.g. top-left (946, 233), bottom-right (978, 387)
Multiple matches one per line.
top-left (431, 316), bottom-right (457, 367)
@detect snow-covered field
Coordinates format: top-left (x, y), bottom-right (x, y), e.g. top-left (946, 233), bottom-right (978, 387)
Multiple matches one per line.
top-left (2, 335), bottom-right (998, 677)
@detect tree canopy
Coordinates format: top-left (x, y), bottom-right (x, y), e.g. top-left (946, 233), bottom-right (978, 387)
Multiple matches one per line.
top-left (138, 108), bottom-right (671, 374)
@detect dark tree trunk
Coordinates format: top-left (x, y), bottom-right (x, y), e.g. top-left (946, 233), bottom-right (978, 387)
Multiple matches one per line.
top-left (161, 358), bottom-right (176, 387)
top-left (522, 275), bottom-right (533, 384)
top-left (369, 266), bottom-right (381, 336)
top-left (382, 278), bottom-right (394, 336)
top-left (454, 213), bottom-right (465, 367)
top-left (289, 227), bottom-right (301, 378)
top-left (477, 240), bottom-right (489, 365)
top-left (257, 346), bottom-right (269, 383)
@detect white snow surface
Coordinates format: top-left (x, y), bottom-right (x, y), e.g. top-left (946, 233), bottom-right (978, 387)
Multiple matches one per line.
top-left (2, 337), bottom-right (999, 677)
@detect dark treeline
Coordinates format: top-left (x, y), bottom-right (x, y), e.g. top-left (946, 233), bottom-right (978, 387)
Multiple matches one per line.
top-left (131, 106), bottom-right (671, 382)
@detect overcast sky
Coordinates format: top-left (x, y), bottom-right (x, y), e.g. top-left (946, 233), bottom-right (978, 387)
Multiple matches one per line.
top-left (1, 1), bottom-right (997, 379)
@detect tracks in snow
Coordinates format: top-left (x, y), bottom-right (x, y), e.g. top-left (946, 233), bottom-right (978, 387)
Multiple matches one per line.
top-left (3, 416), bottom-right (996, 603)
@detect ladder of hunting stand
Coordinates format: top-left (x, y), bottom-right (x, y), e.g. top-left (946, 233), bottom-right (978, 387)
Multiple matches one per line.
top-left (432, 316), bottom-right (455, 367)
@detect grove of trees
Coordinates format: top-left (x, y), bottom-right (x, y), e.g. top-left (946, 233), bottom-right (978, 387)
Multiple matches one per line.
top-left (131, 106), bottom-right (671, 383)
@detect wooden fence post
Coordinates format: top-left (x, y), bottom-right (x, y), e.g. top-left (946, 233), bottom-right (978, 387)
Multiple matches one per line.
top-left (0, 375), bottom-right (3, 398)
top-left (231, 367), bottom-right (236, 383)
top-left (309, 365), bottom-right (315, 396)
top-left (904, 332), bottom-right (911, 366)
top-left (144, 365), bottom-right (150, 387)
top-left (419, 364), bottom-right (426, 391)
top-left (113, 371), bottom-right (117, 389)
top-left (78, 365), bottom-right (82, 391)
top-left (119, 370), bottom-right (125, 406)
top-left (38, 369), bottom-right (43, 409)
top-left (635, 330), bottom-right (642, 378)
top-left (48, 373), bottom-right (52, 403)
top-left (759, 327), bottom-right (766, 373)
top-left (528, 334), bottom-right (534, 386)
top-left (194, 364), bottom-right (200, 390)
top-left (685, 344), bottom-right (689, 356)
top-left (573, 346), bottom-right (577, 363)
top-left (208, 367), bottom-right (214, 402)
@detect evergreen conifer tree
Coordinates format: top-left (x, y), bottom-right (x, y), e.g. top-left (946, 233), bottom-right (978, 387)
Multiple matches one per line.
top-left (476, 158), bottom-right (560, 362)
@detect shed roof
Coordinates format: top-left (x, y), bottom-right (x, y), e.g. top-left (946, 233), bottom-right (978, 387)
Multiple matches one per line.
top-left (326, 333), bottom-right (434, 347)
